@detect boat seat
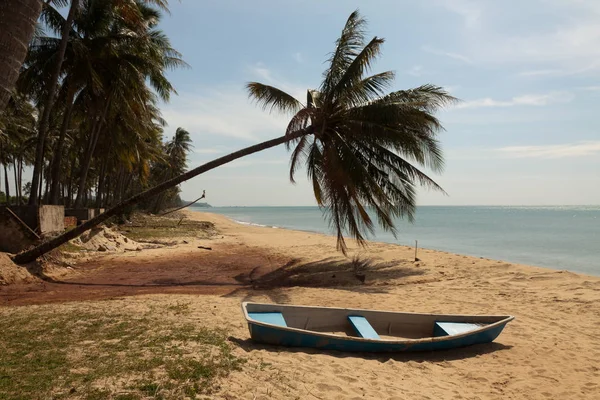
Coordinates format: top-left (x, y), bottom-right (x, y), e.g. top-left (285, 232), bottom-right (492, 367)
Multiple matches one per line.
top-left (348, 315), bottom-right (380, 339)
top-left (434, 321), bottom-right (482, 337)
top-left (248, 312), bottom-right (287, 327)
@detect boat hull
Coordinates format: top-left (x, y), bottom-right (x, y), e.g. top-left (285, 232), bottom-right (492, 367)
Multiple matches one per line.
top-left (248, 320), bottom-right (509, 352)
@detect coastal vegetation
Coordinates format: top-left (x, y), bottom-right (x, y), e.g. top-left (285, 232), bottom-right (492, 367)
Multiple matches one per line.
top-left (0, 302), bottom-right (245, 399)
top-left (0, 0), bottom-right (187, 212)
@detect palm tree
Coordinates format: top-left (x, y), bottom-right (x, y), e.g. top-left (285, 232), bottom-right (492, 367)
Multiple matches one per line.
top-left (0, 0), bottom-right (43, 111)
top-left (151, 127), bottom-right (192, 213)
top-left (0, 94), bottom-right (37, 204)
top-left (20, 0), bottom-right (184, 207)
top-left (13, 10), bottom-right (455, 264)
top-left (27, 0), bottom-right (80, 205)
top-left (0, 0), bottom-right (174, 113)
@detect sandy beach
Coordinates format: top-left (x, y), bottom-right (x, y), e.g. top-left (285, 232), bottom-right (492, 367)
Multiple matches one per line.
top-left (2, 210), bottom-right (599, 399)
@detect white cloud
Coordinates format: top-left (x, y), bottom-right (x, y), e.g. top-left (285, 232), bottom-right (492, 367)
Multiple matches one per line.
top-left (436, 0), bottom-right (482, 29)
top-left (422, 45), bottom-right (473, 64)
top-left (292, 52), bottom-right (303, 63)
top-left (247, 64), bottom-right (307, 102)
top-left (582, 86), bottom-right (600, 91)
top-left (162, 65), bottom-right (310, 143)
top-left (518, 62), bottom-right (600, 78)
top-left (222, 159), bottom-right (287, 168)
top-left (250, 63), bottom-right (274, 82)
top-left (442, 85), bottom-right (461, 94)
top-left (455, 91), bottom-right (574, 109)
top-left (407, 65), bottom-right (424, 77)
top-left (496, 141), bottom-right (600, 159)
top-left (517, 69), bottom-right (564, 77)
top-left (434, 0), bottom-right (600, 73)
top-left (162, 87), bottom-right (290, 142)
top-left (194, 147), bottom-right (227, 155)
top-left (191, 158), bottom-right (288, 169)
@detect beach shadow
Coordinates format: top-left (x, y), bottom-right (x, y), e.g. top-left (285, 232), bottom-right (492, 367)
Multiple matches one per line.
top-left (31, 273), bottom-right (243, 288)
top-left (224, 256), bottom-right (425, 301)
top-left (228, 336), bottom-right (513, 362)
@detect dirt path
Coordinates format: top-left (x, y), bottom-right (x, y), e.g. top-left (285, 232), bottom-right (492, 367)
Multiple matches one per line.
top-left (0, 243), bottom-right (291, 306)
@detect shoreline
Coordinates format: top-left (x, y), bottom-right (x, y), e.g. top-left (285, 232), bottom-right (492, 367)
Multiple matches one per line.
top-left (192, 209), bottom-right (599, 278)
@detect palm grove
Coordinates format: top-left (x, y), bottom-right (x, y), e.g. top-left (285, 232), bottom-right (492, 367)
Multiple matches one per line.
top-left (0, 0), bottom-right (190, 214)
top-left (0, 2), bottom-right (455, 263)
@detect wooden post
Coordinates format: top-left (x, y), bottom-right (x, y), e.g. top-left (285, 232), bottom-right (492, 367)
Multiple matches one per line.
top-left (414, 240), bottom-right (419, 262)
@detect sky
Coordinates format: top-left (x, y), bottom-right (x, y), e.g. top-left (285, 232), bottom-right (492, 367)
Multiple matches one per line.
top-left (156, 0), bottom-right (600, 206)
top-left (11, 0), bottom-right (600, 207)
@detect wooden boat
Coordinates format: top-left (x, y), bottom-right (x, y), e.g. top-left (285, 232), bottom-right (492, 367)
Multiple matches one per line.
top-left (242, 302), bottom-right (513, 352)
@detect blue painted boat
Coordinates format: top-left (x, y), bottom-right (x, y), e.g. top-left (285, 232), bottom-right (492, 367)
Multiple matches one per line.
top-left (242, 302), bottom-right (514, 352)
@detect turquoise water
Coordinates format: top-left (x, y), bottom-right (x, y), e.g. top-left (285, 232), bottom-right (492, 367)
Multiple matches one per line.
top-left (191, 205), bottom-right (600, 276)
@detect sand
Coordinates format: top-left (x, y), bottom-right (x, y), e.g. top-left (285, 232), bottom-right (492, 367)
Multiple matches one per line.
top-left (181, 211), bottom-right (600, 399)
top-left (4, 210), bottom-right (600, 399)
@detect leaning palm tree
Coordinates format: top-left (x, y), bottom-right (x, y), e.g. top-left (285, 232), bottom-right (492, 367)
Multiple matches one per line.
top-left (13, 10), bottom-right (456, 264)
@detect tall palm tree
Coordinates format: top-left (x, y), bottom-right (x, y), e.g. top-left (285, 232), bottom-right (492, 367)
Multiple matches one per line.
top-left (27, 0), bottom-right (80, 205)
top-left (14, 10), bottom-right (456, 264)
top-left (20, 0), bottom-right (184, 207)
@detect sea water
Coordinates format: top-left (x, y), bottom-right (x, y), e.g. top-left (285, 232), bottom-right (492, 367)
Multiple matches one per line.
top-left (191, 205), bottom-right (600, 276)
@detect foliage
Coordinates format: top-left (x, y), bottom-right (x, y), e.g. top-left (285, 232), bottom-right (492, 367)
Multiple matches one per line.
top-left (247, 11), bottom-right (456, 252)
top-left (0, 94), bottom-right (37, 204)
top-left (0, 0), bottom-right (187, 209)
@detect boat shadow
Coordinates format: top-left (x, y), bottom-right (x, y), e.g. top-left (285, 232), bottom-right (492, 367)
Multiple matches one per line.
top-left (228, 336), bottom-right (513, 362)
top-left (225, 256), bottom-right (426, 302)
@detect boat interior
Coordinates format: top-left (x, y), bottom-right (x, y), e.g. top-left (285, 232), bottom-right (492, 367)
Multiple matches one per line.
top-left (244, 302), bottom-right (511, 340)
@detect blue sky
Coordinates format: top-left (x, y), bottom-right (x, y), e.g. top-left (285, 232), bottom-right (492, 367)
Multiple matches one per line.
top-left (18, 0), bottom-right (596, 207)
top-left (158, 0), bottom-right (599, 206)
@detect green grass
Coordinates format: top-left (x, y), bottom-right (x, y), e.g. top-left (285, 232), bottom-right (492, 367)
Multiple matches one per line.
top-left (119, 219), bottom-right (216, 242)
top-left (120, 226), bottom-right (202, 241)
top-left (0, 306), bottom-right (245, 399)
top-left (56, 241), bottom-right (84, 253)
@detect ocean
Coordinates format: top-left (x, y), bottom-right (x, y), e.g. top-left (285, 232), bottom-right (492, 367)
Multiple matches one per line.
top-left (190, 205), bottom-right (600, 276)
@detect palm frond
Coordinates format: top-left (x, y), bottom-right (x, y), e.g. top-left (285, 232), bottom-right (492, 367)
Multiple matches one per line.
top-left (338, 70), bottom-right (395, 108)
top-left (246, 82), bottom-right (303, 115)
top-left (332, 36), bottom-right (385, 103)
top-left (320, 10), bottom-right (366, 100)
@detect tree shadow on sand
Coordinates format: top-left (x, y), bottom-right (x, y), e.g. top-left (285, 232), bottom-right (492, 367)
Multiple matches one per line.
top-left (224, 256), bottom-right (426, 303)
top-left (228, 336), bottom-right (513, 362)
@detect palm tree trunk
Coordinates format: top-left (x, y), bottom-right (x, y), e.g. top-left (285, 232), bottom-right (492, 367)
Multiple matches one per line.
top-left (74, 99), bottom-right (109, 208)
top-left (29, 0), bottom-right (79, 205)
top-left (13, 160), bottom-right (19, 204)
top-left (18, 157), bottom-right (23, 203)
top-left (43, 163), bottom-right (50, 201)
top-left (49, 86), bottom-right (76, 204)
top-left (3, 164), bottom-right (10, 205)
top-left (0, 0), bottom-right (42, 111)
top-left (95, 158), bottom-right (107, 208)
top-left (38, 161), bottom-right (44, 202)
top-left (13, 129), bottom-right (309, 264)
top-left (67, 169), bottom-right (74, 207)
